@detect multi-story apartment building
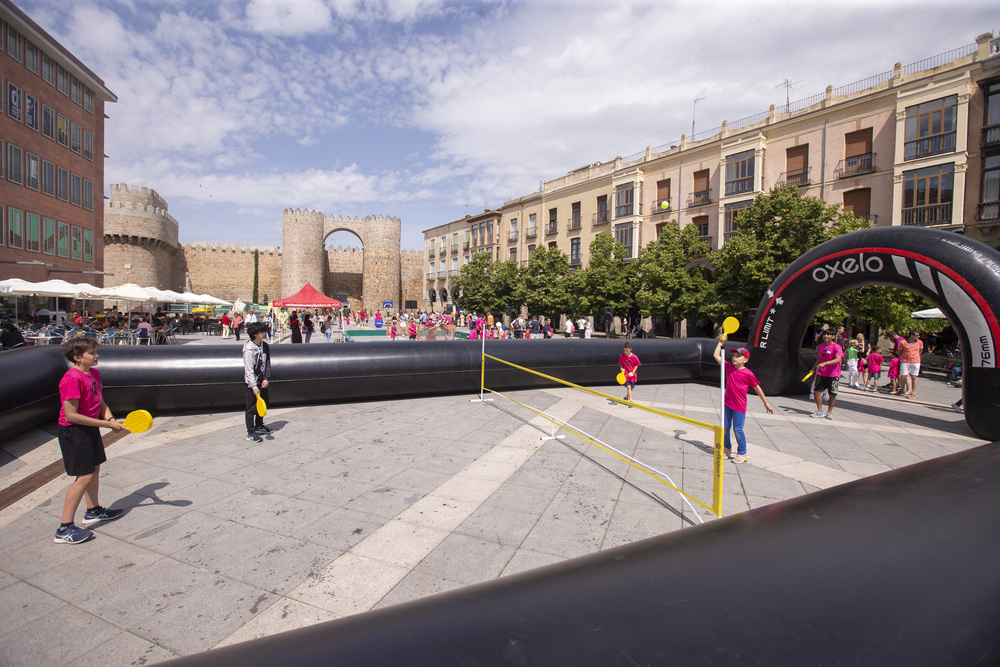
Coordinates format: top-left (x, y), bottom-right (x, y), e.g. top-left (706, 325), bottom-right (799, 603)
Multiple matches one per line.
top-left (423, 208), bottom-right (500, 311)
top-left (424, 32), bottom-right (1000, 306)
top-left (0, 0), bottom-right (116, 289)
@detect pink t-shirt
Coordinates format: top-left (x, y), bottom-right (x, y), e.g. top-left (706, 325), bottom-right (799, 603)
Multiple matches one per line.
top-left (898, 339), bottom-right (923, 364)
top-left (58, 367), bottom-right (103, 426)
top-left (724, 361), bottom-right (759, 413)
top-left (867, 352), bottom-right (885, 374)
top-left (816, 342), bottom-right (844, 377)
top-left (888, 357), bottom-right (901, 379)
top-left (619, 352), bottom-right (641, 381)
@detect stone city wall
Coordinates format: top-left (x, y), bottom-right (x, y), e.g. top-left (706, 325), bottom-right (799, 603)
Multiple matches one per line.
top-left (182, 244), bottom-right (283, 304)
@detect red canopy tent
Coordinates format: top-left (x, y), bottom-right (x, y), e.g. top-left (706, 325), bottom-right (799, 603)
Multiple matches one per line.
top-left (271, 283), bottom-right (342, 309)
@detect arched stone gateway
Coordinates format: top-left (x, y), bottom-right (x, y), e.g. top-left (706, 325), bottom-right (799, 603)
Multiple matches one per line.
top-left (281, 209), bottom-right (401, 313)
top-left (749, 226), bottom-right (1000, 441)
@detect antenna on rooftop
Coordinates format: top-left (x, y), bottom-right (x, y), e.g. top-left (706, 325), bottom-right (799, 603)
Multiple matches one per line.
top-left (776, 78), bottom-right (804, 111)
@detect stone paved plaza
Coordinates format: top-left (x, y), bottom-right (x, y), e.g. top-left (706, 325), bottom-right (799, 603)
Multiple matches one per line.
top-left (0, 337), bottom-right (984, 665)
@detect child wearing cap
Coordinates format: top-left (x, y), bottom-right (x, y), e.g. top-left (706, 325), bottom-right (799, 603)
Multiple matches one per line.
top-left (713, 336), bottom-right (774, 463)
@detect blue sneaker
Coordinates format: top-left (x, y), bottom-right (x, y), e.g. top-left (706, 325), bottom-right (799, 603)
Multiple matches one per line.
top-left (80, 506), bottom-right (125, 527)
top-left (54, 524), bottom-right (94, 544)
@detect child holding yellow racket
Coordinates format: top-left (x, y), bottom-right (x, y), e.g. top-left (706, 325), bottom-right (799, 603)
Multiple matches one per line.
top-left (713, 335), bottom-right (774, 463)
top-left (243, 322), bottom-right (272, 442)
top-left (619, 342), bottom-right (641, 402)
top-left (54, 338), bottom-right (126, 544)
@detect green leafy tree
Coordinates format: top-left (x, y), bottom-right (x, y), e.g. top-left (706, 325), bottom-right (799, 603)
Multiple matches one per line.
top-left (453, 252), bottom-right (493, 313)
top-left (577, 232), bottom-right (634, 318)
top-left (488, 258), bottom-right (522, 315)
top-left (519, 246), bottom-right (570, 318)
top-left (634, 221), bottom-right (711, 323)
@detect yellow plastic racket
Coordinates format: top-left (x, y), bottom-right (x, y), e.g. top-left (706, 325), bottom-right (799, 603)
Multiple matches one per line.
top-left (256, 394), bottom-right (267, 417)
top-left (722, 316), bottom-right (740, 335)
top-left (616, 372), bottom-right (626, 385)
top-left (802, 371), bottom-right (815, 382)
top-left (122, 409), bottom-right (153, 433)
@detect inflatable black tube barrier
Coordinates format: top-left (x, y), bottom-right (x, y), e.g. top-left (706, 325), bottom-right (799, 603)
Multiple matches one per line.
top-left (0, 338), bottom-right (722, 442)
top-left (169, 441), bottom-right (1000, 667)
top-left (749, 226), bottom-right (1000, 441)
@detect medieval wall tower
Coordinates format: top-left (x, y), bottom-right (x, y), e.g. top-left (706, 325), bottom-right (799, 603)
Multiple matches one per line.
top-left (103, 184), bottom-right (182, 290)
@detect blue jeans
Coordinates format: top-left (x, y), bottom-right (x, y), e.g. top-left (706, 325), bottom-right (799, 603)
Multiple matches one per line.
top-left (723, 405), bottom-right (747, 455)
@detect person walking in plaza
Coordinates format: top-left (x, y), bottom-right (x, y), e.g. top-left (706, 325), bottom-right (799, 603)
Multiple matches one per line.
top-left (810, 329), bottom-right (844, 419)
top-left (713, 336), bottom-right (774, 463)
top-left (619, 341), bottom-right (641, 403)
top-left (846, 338), bottom-right (860, 389)
top-left (543, 317), bottom-right (554, 339)
top-left (898, 330), bottom-right (924, 399)
top-left (53, 337), bottom-right (126, 544)
top-left (242, 322), bottom-right (272, 443)
top-left (233, 312), bottom-right (244, 341)
top-left (864, 346), bottom-right (885, 392)
top-left (221, 312), bottom-right (231, 339)
top-left (301, 313), bottom-right (315, 343)
top-left (564, 317), bottom-right (574, 339)
top-left (887, 350), bottom-right (902, 394)
top-left (322, 314), bottom-right (333, 342)
top-left (289, 311), bottom-right (302, 344)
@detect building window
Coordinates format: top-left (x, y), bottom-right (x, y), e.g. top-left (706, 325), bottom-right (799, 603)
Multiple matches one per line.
top-left (41, 104), bottom-right (54, 139)
top-left (24, 42), bottom-right (39, 74)
top-left (71, 173), bottom-right (82, 206)
top-left (7, 144), bottom-right (22, 184)
top-left (595, 195), bottom-right (608, 224)
top-left (464, 230), bottom-right (470, 250)
top-left (614, 183), bottom-right (634, 218)
top-left (452, 232), bottom-right (458, 253)
top-left (509, 247), bottom-right (517, 261)
top-left (70, 122), bottom-right (81, 154)
top-left (509, 217), bottom-right (518, 241)
top-left (25, 152), bottom-right (38, 190)
top-left (0, 206), bottom-right (4, 246)
top-left (42, 160), bottom-right (55, 196)
top-left (70, 77), bottom-right (82, 105)
top-left (57, 222), bottom-right (68, 257)
top-left (6, 26), bottom-right (22, 62)
top-left (784, 145), bottom-right (809, 186)
top-left (979, 154), bottom-right (1000, 222)
top-left (614, 222), bottom-right (633, 259)
top-left (7, 208), bottom-right (22, 248)
top-left (83, 230), bottom-right (93, 262)
top-left (7, 81), bottom-right (22, 121)
top-left (692, 169), bottom-right (711, 206)
top-left (83, 179), bottom-right (93, 210)
top-left (71, 226), bottom-right (81, 260)
top-left (24, 93), bottom-right (37, 130)
top-left (902, 163), bottom-right (954, 226)
top-left (57, 167), bottom-right (69, 201)
top-left (527, 244), bottom-right (535, 259)
top-left (693, 215), bottom-right (710, 241)
top-left (83, 88), bottom-right (93, 114)
top-left (547, 208), bottom-right (557, 234)
top-left (548, 241), bottom-right (557, 249)
top-left (57, 114), bottom-right (68, 146)
top-left (843, 188), bottom-right (873, 222)
top-left (429, 238), bottom-right (435, 254)
top-left (569, 202), bottom-right (581, 229)
top-left (570, 237), bottom-right (581, 265)
top-left (25, 213), bottom-right (39, 252)
top-left (724, 200), bottom-right (753, 243)
top-left (655, 178), bottom-right (671, 211)
top-left (527, 213), bottom-right (537, 238)
top-left (486, 220), bottom-right (493, 243)
top-left (725, 150), bottom-right (755, 196)
top-left (471, 226), bottom-right (477, 246)
top-left (42, 54), bottom-right (55, 85)
top-left (57, 66), bottom-right (69, 95)
top-left (904, 95), bottom-right (957, 160)
top-left (42, 217), bottom-right (55, 255)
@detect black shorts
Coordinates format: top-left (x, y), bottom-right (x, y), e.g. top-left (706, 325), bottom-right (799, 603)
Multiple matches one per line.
top-left (815, 375), bottom-right (840, 396)
top-left (57, 424), bottom-right (107, 477)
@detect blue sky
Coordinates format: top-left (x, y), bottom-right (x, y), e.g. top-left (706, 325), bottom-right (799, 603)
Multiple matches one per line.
top-left (18, 0), bottom-right (997, 251)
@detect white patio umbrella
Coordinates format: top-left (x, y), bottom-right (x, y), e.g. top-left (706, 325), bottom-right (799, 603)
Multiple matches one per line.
top-left (84, 283), bottom-right (160, 332)
top-left (0, 278), bottom-right (40, 320)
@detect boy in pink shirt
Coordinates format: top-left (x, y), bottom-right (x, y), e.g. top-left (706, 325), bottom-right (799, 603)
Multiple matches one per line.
top-left (864, 347), bottom-right (885, 392)
top-left (887, 353), bottom-right (902, 394)
top-left (713, 337), bottom-right (774, 463)
top-left (619, 342), bottom-right (642, 403)
top-left (810, 330), bottom-right (844, 419)
top-left (54, 338), bottom-right (126, 544)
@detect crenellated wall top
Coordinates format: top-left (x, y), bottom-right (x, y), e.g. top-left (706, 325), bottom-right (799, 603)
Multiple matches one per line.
top-left (182, 243), bottom-right (282, 256)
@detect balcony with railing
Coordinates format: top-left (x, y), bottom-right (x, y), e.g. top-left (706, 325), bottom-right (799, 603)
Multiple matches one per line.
top-left (780, 167), bottom-right (811, 188)
top-left (614, 204), bottom-right (634, 218)
top-left (652, 197), bottom-right (671, 213)
top-left (697, 235), bottom-right (713, 248)
top-left (983, 124), bottom-right (1000, 148)
top-left (463, 240), bottom-right (470, 250)
top-left (570, 253), bottom-right (582, 266)
top-left (724, 177), bottom-right (754, 196)
top-left (546, 221), bottom-right (558, 235)
top-left (592, 211), bottom-right (609, 225)
top-left (567, 214), bottom-right (582, 231)
top-left (439, 247), bottom-right (446, 256)
top-left (689, 189), bottom-right (712, 207)
top-left (437, 270), bottom-right (447, 279)
top-left (837, 153), bottom-right (876, 178)
top-left (426, 271), bottom-right (435, 281)
top-left (450, 269), bottom-right (459, 276)
top-left (525, 227), bottom-right (537, 239)
top-left (904, 132), bottom-right (956, 160)
top-left (508, 230), bottom-right (518, 242)
top-left (723, 231), bottom-right (738, 244)
top-left (976, 201), bottom-right (1000, 223)
top-left (901, 203), bottom-right (953, 227)
top-left (451, 243), bottom-right (459, 253)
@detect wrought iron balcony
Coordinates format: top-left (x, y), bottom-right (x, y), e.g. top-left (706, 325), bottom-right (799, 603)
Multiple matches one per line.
top-left (614, 205), bottom-right (634, 218)
top-left (451, 244), bottom-right (458, 253)
top-left (901, 203), bottom-right (953, 227)
top-left (525, 228), bottom-right (537, 239)
top-left (464, 241), bottom-right (470, 250)
top-left (426, 272), bottom-right (435, 280)
top-left (723, 231), bottom-right (738, 244)
top-left (780, 167), bottom-right (811, 187)
top-left (508, 230), bottom-right (518, 242)
top-left (652, 197), bottom-right (672, 213)
top-left (697, 235), bottom-right (712, 248)
top-left (689, 189), bottom-right (712, 207)
top-left (982, 124), bottom-right (1000, 148)
top-left (724, 177), bottom-right (754, 196)
top-left (450, 269), bottom-right (459, 276)
top-left (837, 153), bottom-right (876, 178)
top-left (570, 253), bottom-right (582, 266)
top-left (567, 215), bottom-right (582, 230)
top-left (592, 212), bottom-right (609, 225)
top-left (438, 270), bottom-right (447, 279)
top-left (904, 132), bottom-right (956, 160)
top-left (976, 202), bottom-right (1000, 222)
top-left (546, 222), bottom-right (558, 235)
top-left (439, 247), bottom-right (446, 256)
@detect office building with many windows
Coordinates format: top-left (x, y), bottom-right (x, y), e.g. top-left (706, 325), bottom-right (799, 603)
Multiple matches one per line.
top-left (424, 32), bottom-right (1000, 313)
top-left (0, 0), bottom-right (116, 287)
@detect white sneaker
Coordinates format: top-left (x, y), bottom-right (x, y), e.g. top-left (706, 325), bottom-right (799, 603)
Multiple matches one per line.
top-left (810, 411), bottom-right (825, 418)
top-left (825, 412), bottom-right (834, 420)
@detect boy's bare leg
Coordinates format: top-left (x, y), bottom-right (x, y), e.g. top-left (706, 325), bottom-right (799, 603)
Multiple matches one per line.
top-left (814, 391), bottom-right (823, 411)
top-left (61, 472), bottom-right (95, 523)
top-left (83, 464), bottom-right (101, 509)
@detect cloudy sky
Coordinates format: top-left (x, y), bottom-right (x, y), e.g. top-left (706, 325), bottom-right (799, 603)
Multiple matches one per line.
top-left (18, 0), bottom-right (997, 251)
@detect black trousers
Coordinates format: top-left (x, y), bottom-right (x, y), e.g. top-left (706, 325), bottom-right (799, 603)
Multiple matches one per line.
top-left (245, 385), bottom-right (270, 433)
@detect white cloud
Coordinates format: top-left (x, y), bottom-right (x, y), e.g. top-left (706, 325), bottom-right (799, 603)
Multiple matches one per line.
top-left (244, 0), bottom-right (334, 35)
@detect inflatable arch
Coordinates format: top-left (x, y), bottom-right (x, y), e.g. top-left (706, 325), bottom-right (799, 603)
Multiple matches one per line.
top-left (749, 226), bottom-right (1000, 442)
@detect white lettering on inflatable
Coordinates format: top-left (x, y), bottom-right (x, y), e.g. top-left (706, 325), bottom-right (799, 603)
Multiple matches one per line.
top-left (812, 253), bottom-right (884, 282)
